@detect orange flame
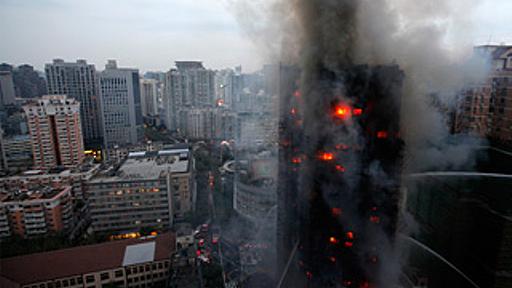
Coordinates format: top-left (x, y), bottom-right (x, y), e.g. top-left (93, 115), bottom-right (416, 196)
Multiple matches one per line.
top-left (319, 152), bottom-right (334, 161)
top-left (334, 104), bottom-right (352, 119)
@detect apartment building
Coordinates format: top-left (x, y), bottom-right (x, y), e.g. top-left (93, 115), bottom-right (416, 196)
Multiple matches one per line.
top-left (455, 45), bottom-right (512, 144)
top-left (23, 95), bottom-right (84, 170)
top-left (0, 162), bottom-right (101, 201)
top-left (0, 186), bottom-right (74, 239)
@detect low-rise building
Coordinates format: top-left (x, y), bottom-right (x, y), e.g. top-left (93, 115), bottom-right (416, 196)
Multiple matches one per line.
top-left (0, 232), bottom-right (175, 288)
top-left (86, 145), bottom-right (196, 234)
top-left (0, 186), bottom-right (74, 239)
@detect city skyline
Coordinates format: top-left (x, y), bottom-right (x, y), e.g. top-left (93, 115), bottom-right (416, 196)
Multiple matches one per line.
top-left (1, 0), bottom-right (511, 73)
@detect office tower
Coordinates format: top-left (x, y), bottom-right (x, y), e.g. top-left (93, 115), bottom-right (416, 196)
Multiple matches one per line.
top-left (140, 78), bottom-right (159, 117)
top-left (277, 64), bottom-right (404, 286)
top-left (45, 59), bottom-right (102, 148)
top-left (23, 95), bottom-right (84, 170)
top-left (99, 60), bottom-right (143, 149)
top-left (0, 70), bottom-right (16, 108)
top-left (162, 61), bottom-right (215, 130)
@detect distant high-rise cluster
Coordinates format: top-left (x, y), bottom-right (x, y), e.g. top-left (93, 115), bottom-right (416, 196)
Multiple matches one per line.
top-left (162, 61), bottom-right (216, 132)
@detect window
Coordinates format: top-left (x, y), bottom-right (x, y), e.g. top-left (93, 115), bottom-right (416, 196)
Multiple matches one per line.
top-left (62, 280), bottom-right (68, 287)
top-left (100, 272), bottom-right (109, 281)
top-left (115, 270), bottom-right (123, 278)
top-left (86, 275), bottom-right (95, 283)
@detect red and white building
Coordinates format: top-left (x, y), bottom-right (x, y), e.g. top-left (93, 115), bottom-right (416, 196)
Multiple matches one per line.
top-left (0, 186), bottom-right (74, 239)
top-left (23, 95), bottom-right (84, 170)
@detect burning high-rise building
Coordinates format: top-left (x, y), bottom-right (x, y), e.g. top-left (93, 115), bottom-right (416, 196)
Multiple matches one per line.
top-left (277, 63), bottom-right (404, 287)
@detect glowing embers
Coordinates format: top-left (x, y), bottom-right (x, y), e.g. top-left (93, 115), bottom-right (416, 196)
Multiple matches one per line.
top-left (329, 236), bottom-right (339, 244)
top-left (370, 215), bottom-right (381, 224)
top-left (352, 108), bottom-right (363, 116)
top-left (376, 130), bottom-right (389, 139)
top-left (335, 143), bottom-right (350, 151)
top-left (344, 231), bottom-right (355, 248)
top-left (331, 207), bottom-right (342, 217)
top-left (318, 152), bottom-right (335, 161)
top-left (329, 256), bottom-right (337, 263)
top-left (291, 156), bottom-right (302, 165)
top-left (335, 165), bottom-right (346, 173)
top-left (370, 206), bottom-right (380, 223)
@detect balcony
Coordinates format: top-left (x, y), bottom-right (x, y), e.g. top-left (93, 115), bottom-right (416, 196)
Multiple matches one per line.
top-left (24, 211), bottom-right (45, 218)
top-left (24, 217), bottom-right (46, 224)
top-left (25, 228), bottom-right (48, 235)
top-left (0, 225), bottom-right (10, 233)
top-left (25, 222), bottom-right (47, 229)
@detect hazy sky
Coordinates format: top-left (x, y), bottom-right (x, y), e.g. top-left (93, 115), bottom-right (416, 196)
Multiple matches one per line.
top-left (0, 0), bottom-right (511, 73)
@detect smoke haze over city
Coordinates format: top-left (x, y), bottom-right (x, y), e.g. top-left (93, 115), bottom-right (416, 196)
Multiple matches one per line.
top-left (0, 1), bottom-right (511, 288)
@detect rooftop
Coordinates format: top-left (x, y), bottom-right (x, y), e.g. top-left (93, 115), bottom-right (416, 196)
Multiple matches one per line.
top-left (0, 232), bottom-right (175, 285)
top-left (0, 186), bottom-right (70, 203)
top-left (90, 148), bottom-right (191, 182)
top-left (0, 162), bottom-right (101, 181)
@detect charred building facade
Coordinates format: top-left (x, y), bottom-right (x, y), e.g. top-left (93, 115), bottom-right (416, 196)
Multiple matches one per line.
top-left (277, 64), bottom-right (404, 287)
